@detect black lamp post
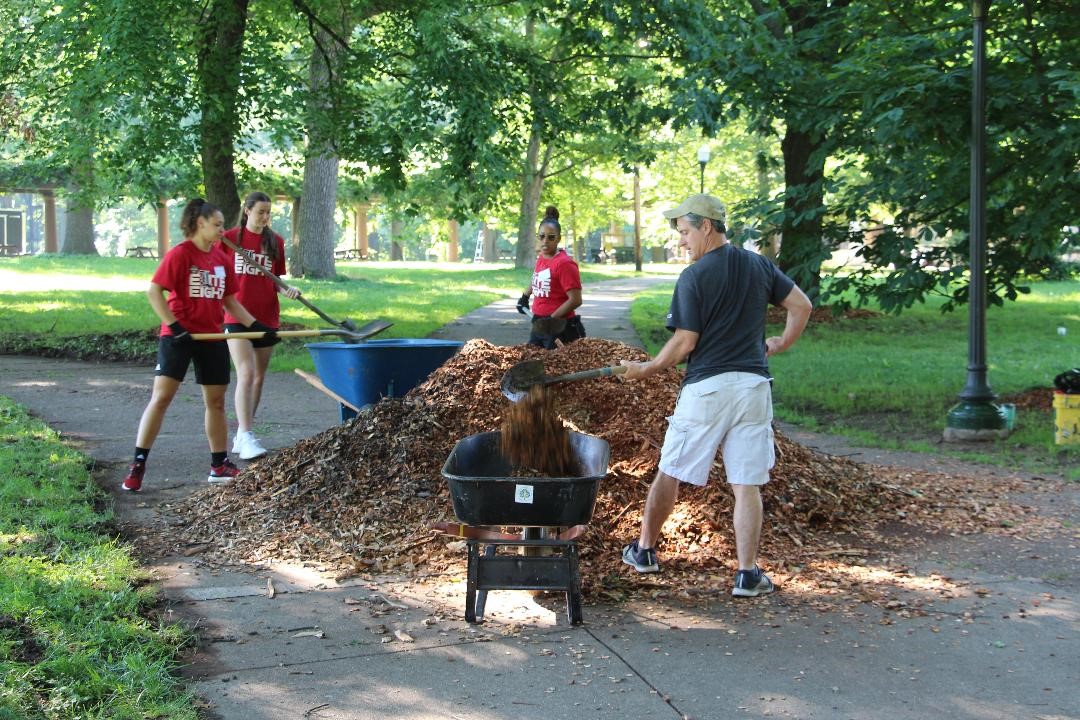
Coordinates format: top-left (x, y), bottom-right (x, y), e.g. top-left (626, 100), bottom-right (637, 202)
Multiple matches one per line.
top-left (944, 0), bottom-right (1008, 441)
top-left (697, 145), bottom-right (711, 194)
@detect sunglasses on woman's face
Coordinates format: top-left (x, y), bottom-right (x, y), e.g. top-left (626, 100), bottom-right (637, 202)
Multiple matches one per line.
top-left (538, 233), bottom-right (559, 240)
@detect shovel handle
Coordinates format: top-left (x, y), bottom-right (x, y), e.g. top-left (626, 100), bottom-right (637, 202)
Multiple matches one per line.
top-left (219, 235), bottom-right (348, 329)
top-left (544, 364), bottom-right (628, 386)
top-left (294, 294), bottom-right (347, 329)
top-left (218, 235), bottom-right (291, 294)
top-left (190, 329), bottom-right (321, 341)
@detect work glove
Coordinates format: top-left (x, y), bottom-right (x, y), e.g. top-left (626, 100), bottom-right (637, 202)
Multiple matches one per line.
top-left (516, 293), bottom-right (530, 315)
top-left (247, 320), bottom-right (280, 346)
top-left (167, 321), bottom-right (193, 346)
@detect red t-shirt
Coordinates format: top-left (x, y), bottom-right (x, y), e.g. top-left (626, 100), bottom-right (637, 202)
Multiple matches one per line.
top-left (220, 227), bottom-right (288, 327)
top-left (530, 249), bottom-right (581, 318)
top-left (152, 240), bottom-right (237, 336)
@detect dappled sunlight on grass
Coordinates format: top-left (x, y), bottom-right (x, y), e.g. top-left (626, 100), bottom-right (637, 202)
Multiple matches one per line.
top-left (0, 267), bottom-right (149, 292)
top-left (0, 530), bottom-right (41, 550)
top-left (0, 292), bottom-right (158, 334)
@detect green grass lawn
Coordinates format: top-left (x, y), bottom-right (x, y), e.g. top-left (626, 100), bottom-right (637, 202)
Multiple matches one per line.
top-left (0, 398), bottom-right (197, 719)
top-left (631, 279), bottom-right (1080, 479)
top-left (0, 255), bottom-right (673, 372)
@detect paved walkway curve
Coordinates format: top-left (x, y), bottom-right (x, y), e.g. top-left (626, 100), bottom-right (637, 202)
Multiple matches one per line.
top-left (428, 275), bottom-right (674, 347)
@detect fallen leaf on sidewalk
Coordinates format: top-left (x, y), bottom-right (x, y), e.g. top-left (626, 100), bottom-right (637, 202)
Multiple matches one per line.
top-left (292, 629), bottom-right (325, 639)
top-left (372, 593), bottom-right (408, 610)
top-left (393, 629), bottom-right (415, 643)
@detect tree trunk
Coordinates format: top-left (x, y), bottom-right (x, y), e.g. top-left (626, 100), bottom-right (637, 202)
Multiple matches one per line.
top-left (447, 219), bottom-right (459, 262)
top-left (778, 126), bottom-right (826, 299)
top-left (288, 196), bottom-right (302, 276)
top-left (60, 202), bottom-right (97, 255)
top-left (196, 0), bottom-right (248, 226)
top-left (390, 219), bottom-right (403, 260)
top-left (514, 127), bottom-right (543, 269)
top-left (42, 190), bottom-right (58, 253)
top-left (298, 153), bottom-right (339, 278)
top-left (297, 25), bottom-right (347, 279)
top-left (484, 225), bottom-right (497, 262)
top-left (514, 126), bottom-right (555, 269)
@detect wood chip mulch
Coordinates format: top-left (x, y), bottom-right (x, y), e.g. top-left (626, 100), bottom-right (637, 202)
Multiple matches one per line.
top-left (1000, 387), bottom-right (1055, 412)
top-left (168, 338), bottom-right (1069, 611)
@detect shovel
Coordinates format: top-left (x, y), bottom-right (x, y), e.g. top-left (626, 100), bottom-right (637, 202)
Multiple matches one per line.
top-left (500, 359), bottom-right (628, 402)
top-left (191, 320), bottom-right (392, 343)
top-left (219, 234), bottom-right (361, 332)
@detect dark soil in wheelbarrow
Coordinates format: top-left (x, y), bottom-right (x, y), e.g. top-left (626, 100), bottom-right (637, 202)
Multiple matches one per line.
top-left (169, 338), bottom-right (1071, 610)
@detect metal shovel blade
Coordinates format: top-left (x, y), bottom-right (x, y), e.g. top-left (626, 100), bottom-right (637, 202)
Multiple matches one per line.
top-left (500, 359), bottom-right (629, 402)
top-left (350, 319), bottom-right (394, 341)
top-left (501, 360), bottom-right (547, 402)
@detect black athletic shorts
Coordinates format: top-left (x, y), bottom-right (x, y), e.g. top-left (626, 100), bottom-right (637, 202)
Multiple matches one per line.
top-left (155, 335), bottom-right (230, 385)
top-left (528, 316), bottom-right (586, 349)
top-left (224, 322), bottom-right (279, 349)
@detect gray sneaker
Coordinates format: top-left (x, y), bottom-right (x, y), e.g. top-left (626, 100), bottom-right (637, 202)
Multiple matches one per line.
top-left (621, 541), bottom-right (659, 573)
top-left (732, 566), bottom-right (775, 597)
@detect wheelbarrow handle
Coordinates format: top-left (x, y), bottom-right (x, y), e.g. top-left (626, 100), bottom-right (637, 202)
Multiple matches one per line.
top-left (544, 365), bottom-right (628, 386)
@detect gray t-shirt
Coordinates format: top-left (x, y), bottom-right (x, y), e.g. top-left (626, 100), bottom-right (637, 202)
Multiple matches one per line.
top-left (666, 244), bottom-right (795, 385)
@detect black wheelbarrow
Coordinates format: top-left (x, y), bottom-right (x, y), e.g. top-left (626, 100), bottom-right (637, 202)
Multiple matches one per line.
top-left (440, 430), bottom-right (610, 625)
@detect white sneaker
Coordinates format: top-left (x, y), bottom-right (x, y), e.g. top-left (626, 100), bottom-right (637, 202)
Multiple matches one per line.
top-left (233, 431), bottom-right (268, 461)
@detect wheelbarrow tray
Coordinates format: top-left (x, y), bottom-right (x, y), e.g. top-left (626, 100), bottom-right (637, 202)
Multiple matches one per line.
top-left (442, 431), bottom-right (609, 527)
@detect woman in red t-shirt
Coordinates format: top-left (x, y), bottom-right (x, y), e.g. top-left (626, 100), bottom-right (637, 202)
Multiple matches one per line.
top-left (221, 191), bottom-right (300, 460)
top-left (516, 205), bottom-right (587, 348)
top-left (121, 199), bottom-right (274, 492)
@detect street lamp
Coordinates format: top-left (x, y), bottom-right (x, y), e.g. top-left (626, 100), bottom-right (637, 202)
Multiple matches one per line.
top-left (697, 145), bottom-right (711, 194)
top-left (944, 0), bottom-right (1008, 441)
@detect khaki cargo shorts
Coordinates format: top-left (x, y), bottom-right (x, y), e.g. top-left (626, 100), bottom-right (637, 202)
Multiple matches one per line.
top-left (658, 372), bottom-right (774, 486)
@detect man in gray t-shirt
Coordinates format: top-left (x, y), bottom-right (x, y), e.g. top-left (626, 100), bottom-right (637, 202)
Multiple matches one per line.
top-left (619, 193), bottom-right (812, 598)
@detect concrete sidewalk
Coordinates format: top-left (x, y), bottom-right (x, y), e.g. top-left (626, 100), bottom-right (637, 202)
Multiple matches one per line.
top-left (0, 276), bottom-right (1076, 720)
top-left (428, 274), bottom-right (672, 347)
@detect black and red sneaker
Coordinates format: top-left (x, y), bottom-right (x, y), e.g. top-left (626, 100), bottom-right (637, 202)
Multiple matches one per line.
top-left (121, 462), bottom-right (146, 492)
top-left (207, 458), bottom-right (241, 485)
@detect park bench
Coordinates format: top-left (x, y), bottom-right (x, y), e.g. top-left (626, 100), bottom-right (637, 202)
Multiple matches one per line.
top-left (334, 248), bottom-right (365, 260)
top-left (0, 244), bottom-right (21, 257)
top-left (125, 246), bottom-right (157, 258)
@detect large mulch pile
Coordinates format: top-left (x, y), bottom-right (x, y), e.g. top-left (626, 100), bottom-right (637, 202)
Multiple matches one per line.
top-left (171, 338), bottom-right (1065, 609)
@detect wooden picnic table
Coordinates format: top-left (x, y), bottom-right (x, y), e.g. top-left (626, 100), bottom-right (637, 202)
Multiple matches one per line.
top-left (334, 248), bottom-right (364, 260)
top-left (125, 246), bottom-right (157, 259)
top-left (0, 244), bottom-right (21, 257)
